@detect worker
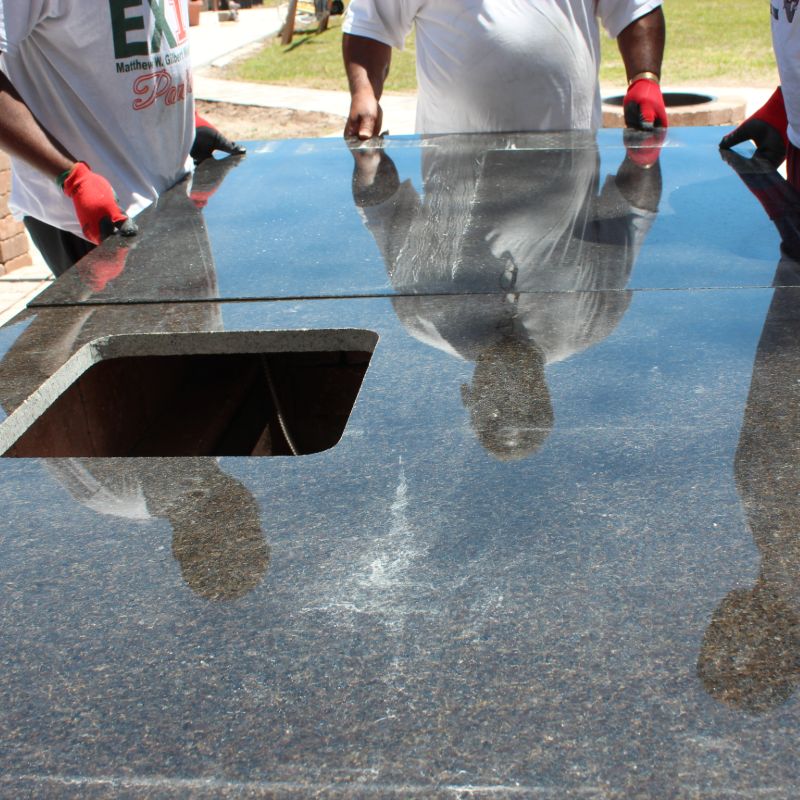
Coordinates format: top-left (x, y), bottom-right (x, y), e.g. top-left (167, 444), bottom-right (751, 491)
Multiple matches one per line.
top-left (0, 1), bottom-right (244, 276)
top-left (720, 0), bottom-right (800, 186)
top-left (342, 0), bottom-right (668, 137)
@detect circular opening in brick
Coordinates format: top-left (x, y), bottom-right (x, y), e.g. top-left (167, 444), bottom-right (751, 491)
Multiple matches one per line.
top-left (603, 92), bottom-right (715, 108)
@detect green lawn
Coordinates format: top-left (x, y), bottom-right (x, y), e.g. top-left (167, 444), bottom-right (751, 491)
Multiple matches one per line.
top-left (227, 14), bottom-right (417, 91)
top-left (228, 1), bottom-right (778, 91)
top-left (601, 0), bottom-right (777, 87)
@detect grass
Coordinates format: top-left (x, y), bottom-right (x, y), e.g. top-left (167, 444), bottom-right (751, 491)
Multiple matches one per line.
top-left (225, 13), bottom-right (417, 92)
top-left (228, 0), bottom-right (778, 92)
top-left (601, 0), bottom-right (778, 87)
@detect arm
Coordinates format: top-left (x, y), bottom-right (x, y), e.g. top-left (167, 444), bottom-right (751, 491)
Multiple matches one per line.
top-left (342, 33), bottom-right (392, 139)
top-left (0, 70), bottom-right (74, 179)
top-left (617, 8), bottom-right (668, 130)
top-left (0, 70), bottom-right (135, 244)
top-left (349, 148), bottom-right (421, 282)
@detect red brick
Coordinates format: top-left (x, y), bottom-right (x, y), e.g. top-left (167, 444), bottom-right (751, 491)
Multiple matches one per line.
top-left (0, 232), bottom-right (28, 262)
top-left (0, 195), bottom-right (10, 217)
top-left (0, 170), bottom-right (11, 196)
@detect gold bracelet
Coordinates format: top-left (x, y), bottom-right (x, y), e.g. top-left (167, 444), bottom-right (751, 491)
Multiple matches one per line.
top-left (628, 71), bottom-right (660, 86)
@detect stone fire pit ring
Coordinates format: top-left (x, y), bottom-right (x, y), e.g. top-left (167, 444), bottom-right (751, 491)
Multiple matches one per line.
top-left (602, 91), bottom-right (746, 127)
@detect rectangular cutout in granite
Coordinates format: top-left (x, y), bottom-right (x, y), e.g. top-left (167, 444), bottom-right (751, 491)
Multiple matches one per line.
top-left (1, 329), bottom-right (377, 458)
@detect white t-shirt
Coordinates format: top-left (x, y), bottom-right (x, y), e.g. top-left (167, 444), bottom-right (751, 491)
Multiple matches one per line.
top-left (358, 138), bottom-right (655, 364)
top-left (0, 0), bottom-right (194, 238)
top-left (772, 1), bottom-right (800, 149)
top-left (343, 0), bottom-right (663, 134)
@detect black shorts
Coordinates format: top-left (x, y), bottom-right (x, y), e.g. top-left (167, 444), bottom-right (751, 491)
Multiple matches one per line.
top-left (23, 216), bottom-right (95, 278)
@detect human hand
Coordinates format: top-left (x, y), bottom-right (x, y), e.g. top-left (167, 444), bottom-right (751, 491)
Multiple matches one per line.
top-left (344, 89), bottom-right (383, 141)
top-left (61, 162), bottom-right (138, 245)
top-left (624, 78), bottom-right (668, 131)
top-left (191, 113), bottom-right (247, 164)
top-left (720, 87), bottom-right (788, 169)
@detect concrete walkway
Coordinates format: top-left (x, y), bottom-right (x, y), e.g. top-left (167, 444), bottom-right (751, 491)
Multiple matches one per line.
top-left (0, 6), bottom-right (777, 326)
top-left (189, 5), bottom-right (416, 132)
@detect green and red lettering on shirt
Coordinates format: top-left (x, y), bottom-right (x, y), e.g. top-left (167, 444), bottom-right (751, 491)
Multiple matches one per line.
top-left (109, 0), bottom-right (188, 60)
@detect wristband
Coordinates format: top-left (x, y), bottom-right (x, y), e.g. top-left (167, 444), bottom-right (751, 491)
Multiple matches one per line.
top-left (628, 71), bottom-right (660, 86)
top-left (55, 165), bottom-right (76, 190)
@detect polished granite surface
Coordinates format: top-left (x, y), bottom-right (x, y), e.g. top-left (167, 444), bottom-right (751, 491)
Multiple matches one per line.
top-left (32, 128), bottom-right (790, 307)
top-left (2, 129), bottom-right (800, 797)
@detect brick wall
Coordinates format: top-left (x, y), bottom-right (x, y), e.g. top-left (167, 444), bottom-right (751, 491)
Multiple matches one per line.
top-left (0, 150), bottom-right (31, 275)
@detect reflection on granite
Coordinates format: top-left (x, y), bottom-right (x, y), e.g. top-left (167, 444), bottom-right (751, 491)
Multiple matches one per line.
top-left (49, 457), bottom-right (269, 601)
top-left (3, 129), bottom-right (800, 796)
top-left (351, 130), bottom-right (660, 298)
top-left (698, 233), bottom-right (800, 718)
top-left (31, 128), bottom-right (785, 307)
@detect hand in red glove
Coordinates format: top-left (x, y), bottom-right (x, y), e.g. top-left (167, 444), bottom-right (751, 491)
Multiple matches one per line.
top-left (191, 113), bottom-right (246, 164)
top-left (624, 77), bottom-right (668, 131)
top-left (719, 87), bottom-right (788, 169)
top-left (61, 162), bottom-right (138, 245)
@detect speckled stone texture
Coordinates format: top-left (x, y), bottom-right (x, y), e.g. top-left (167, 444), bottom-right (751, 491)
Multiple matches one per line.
top-left (1, 129), bottom-right (800, 798)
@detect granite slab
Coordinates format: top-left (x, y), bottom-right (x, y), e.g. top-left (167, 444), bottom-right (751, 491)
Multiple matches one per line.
top-left (1, 283), bottom-right (800, 796)
top-left (29, 128), bottom-right (794, 308)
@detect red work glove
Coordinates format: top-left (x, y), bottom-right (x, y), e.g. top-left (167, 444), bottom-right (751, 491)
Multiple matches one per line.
top-left (191, 113), bottom-right (246, 164)
top-left (624, 78), bottom-right (668, 131)
top-left (719, 86), bottom-right (789, 169)
top-left (61, 162), bottom-right (137, 245)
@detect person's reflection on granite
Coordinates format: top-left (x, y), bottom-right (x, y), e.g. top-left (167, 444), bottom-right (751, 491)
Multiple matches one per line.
top-left (47, 458), bottom-right (270, 601)
top-left (462, 334), bottom-right (553, 460)
top-left (67, 153), bottom-right (244, 297)
top-left (697, 288), bottom-right (800, 713)
top-left (352, 131), bottom-right (663, 459)
top-left (698, 153), bottom-right (800, 714)
top-left (719, 148), bottom-right (800, 273)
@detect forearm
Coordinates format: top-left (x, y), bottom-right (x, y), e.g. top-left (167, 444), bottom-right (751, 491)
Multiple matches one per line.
top-left (0, 69), bottom-right (133, 244)
top-left (617, 7), bottom-right (665, 81)
top-left (343, 33), bottom-right (391, 102)
top-left (0, 71), bottom-right (75, 179)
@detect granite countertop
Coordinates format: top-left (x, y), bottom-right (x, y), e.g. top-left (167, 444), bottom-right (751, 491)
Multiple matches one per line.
top-left (1, 128), bottom-right (799, 798)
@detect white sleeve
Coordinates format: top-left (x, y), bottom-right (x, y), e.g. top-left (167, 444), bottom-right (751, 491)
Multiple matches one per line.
top-left (0, 1), bottom-right (58, 54)
top-left (596, 0), bottom-right (662, 39)
top-left (342, 0), bottom-right (422, 50)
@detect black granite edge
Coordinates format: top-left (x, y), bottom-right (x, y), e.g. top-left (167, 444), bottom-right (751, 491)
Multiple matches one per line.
top-left (1, 774), bottom-right (790, 800)
top-left (2, 768), bottom-right (795, 800)
top-left (24, 284), bottom-right (784, 312)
